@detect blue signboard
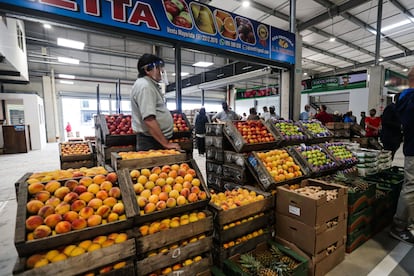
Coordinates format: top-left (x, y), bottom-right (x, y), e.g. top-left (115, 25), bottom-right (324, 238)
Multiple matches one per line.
top-left (0, 0), bottom-right (295, 64)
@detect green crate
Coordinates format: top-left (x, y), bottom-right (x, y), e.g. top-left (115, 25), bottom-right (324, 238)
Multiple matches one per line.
top-left (223, 240), bottom-right (308, 276)
top-left (347, 206), bottom-right (373, 233)
top-left (346, 224), bottom-right (371, 253)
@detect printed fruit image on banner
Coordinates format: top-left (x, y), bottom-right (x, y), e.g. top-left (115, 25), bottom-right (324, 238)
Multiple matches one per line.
top-left (190, 2), bottom-right (216, 34)
top-left (214, 9), bottom-right (236, 40)
top-left (257, 24), bottom-right (269, 47)
top-left (236, 16), bottom-right (256, 44)
top-left (162, 0), bottom-right (193, 29)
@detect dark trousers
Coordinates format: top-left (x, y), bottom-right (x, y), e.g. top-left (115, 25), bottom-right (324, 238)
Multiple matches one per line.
top-left (196, 136), bottom-right (205, 154)
top-left (136, 133), bottom-right (164, 151)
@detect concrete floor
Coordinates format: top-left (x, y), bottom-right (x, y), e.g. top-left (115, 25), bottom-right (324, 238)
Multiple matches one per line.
top-left (0, 143), bottom-right (411, 275)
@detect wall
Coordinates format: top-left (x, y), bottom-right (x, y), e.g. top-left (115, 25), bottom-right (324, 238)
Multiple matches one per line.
top-left (0, 93), bottom-right (46, 150)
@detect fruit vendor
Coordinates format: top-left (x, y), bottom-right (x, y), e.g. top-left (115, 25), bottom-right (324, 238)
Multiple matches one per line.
top-left (212, 102), bottom-right (240, 122)
top-left (131, 54), bottom-right (181, 151)
top-left (391, 67), bottom-right (414, 244)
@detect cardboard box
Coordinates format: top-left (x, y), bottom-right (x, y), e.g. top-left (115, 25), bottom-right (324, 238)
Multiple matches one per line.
top-left (310, 243), bottom-right (345, 276)
top-left (276, 212), bottom-right (347, 256)
top-left (276, 179), bottom-right (347, 227)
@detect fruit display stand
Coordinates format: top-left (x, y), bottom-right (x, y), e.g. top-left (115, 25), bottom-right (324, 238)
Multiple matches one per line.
top-left (14, 171), bottom-right (137, 257)
top-left (268, 119), bottom-right (311, 146)
top-left (223, 120), bottom-right (281, 153)
top-left (321, 142), bottom-right (358, 170)
top-left (13, 232), bottom-right (136, 275)
top-left (111, 149), bottom-right (187, 171)
top-left (299, 120), bottom-right (333, 143)
top-left (223, 240), bottom-right (309, 276)
top-left (118, 159), bottom-right (211, 225)
top-left (246, 149), bottom-right (310, 191)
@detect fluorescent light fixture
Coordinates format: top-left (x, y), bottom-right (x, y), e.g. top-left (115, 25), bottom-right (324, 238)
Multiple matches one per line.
top-left (329, 37), bottom-right (336, 42)
top-left (378, 57), bottom-right (384, 62)
top-left (57, 37), bottom-right (85, 50)
top-left (242, 0), bottom-right (250, 7)
top-left (58, 74), bottom-right (75, 79)
top-left (381, 19), bottom-right (411, 32)
top-left (403, 68), bottom-right (408, 72)
top-left (59, 80), bottom-right (74, 85)
top-left (58, 57), bottom-right (80, 64)
top-left (303, 72), bottom-right (308, 76)
top-left (43, 24), bottom-right (51, 29)
top-left (192, 61), bottom-right (214, 68)
top-left (172, 72), bottom-right (190, 76)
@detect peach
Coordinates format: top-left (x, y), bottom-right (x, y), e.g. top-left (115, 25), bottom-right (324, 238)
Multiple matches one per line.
top-left (93, 174), bottom-right (106, 185)
top-left (191, 186), bottom-right (200, 194)
top-left (133, 183), bottom-right (144, 194)
top-left (107, 212), bottom-right (119, 222)
top-left (73, 185), bottom-right (87, 195)
top-left (198, 191), bottom-right (207, 200)
top-left (141, 168), bottom-right (151, 177)
top-left (184, 174), bottom-right (193, 182)
top-left (171, 164), bottom-right (180, 171)
top-left (45, 249), bottom-right (60, 261)
top-left (158, 172), bottom-right (168, 179)
top-left (96, 205), bottom-right (111, 218)
top-left (137, 196), bottom-right (148, 208)
top-left (71, 199), bottom-right (86, 212)
top-left (149, 173), bottom-right (159, 182)
top-left (101, 239), bottom-right (115, 248)
top-left (172, 183), bottom-right (183, 192)
top-left (28, 182), bottom-right (45, 195)
top-left (44, 213), bottom-right (62, 228)
top-left (139, 225), bottom-right (149, 236)
top-left (70, 246), bottom-right (85, 257)
top-left (54, 202), bottom-right (71, 215)
top-left (156, 178), bottom-right (166, 187)
top-left (79, 176), bottom-right (93, 187)
top-left (175, 176), bottom-right (184, 184)
top-left (166, 197), bottom-right (176, 208)
top-left (172, 263), bottom-right (182, 271)
top-left (27, 232), bottom-right (34, 240)
top-left (156, 201), bottom-right (166, 210)
top-left (191, 178), bottom-right (201, 186)
top-left (176, 195), bottom-right (186, 206)
top-left (103, 197), bottom-right (117, 207)
top-left (168, 170), bottom-right (177, 178)
top-left (187, 168), bottom-right (196, 177)
top-left (148, 194), bottom-right (159, 204)
top-left (151, 166), bottom-right (162, 174)
top-left (26, 254), bottom-right (44, 268)
top-left (130, 169), bottom-right (140, 179)
top-left (107, 232), bottom-right (118, 241)
top-left (180, 163), bottom-right (190, 170)
top-left (79, 191), bottom-right (94, 202)
top-left (151, 186), bottom-right (162, 196)
top-left (113, 261), bottom-right (127, 269)
top-left (63, 210), bottom-right (79, 222)
top-left (170, 220), bottom-right (180, 228)
top-left (144, 202), bottom-right (156, 214)
top-left (92, 235), bottom-right (107, 244)
top-left (45, 197), bottom-right (61, 208)
top-left (100, 181), bottom-right (113, 192)
top-left (108, 187), bottom-right (121, 198)
top-left (87, 214), bottom-right (102, 227)
top-left (105, 172), bottom-right (118, 184)
top-left (55, 220), bottom-right (71, 234)
top-left (180, 217), bottom-right (189, 225)
top-left (197, 211), bottom-right (206, 219)
top-left (26, 215), bottom-right (44, 231)
top-left (79, 206), bottom-right (94, 219)
top-left (180, 188), bottom-right (190, 198)
top-left (140, 189), bottom-right (151, 199)
top-left (88, 198), bottom-right (103, 210)
top-left (63, 244), bottom-right (77, 256)
top-left (188, 193), bottom-right (198, 203)
top-left (50, 253), bottom-right (67, 263)
top-left (149, 222), bottom-right (160, 234)
top-left (34, 258), bottom-right (49, 268)
top-left (64, 179), bottom-right (79, 191)
top-left (182, 181), bottom-right (192, 189)
top-left (159, 192), bottom-right (169, 202)
top-left (71, 218), bottom-right (87, 230)
top-left (63, 192), bottom-right (79, 203)
top-left (169, 189), bottom-right (180, 199)
top-left (38, 205), bottom-right (55, 218)
top-left (137, 175), bottom-right (148, 185)
top-left (112, 202), bottom-right (125, 215)
top-left (33, 225), bottom-right (52, 239)
top-left (189, 214), bottom-right (198, 222)
top-left (87, 243), bottom-right (101, 252)
top-left (54, 186), bottom-right (70, 199)
top-left (35, 191), bottom-right (51, 202)
top-left (165, 177), bottom-right (175, 186)
top-left (96, 190), bottom-right (108, 200)
top-left (87, 183), bottom-right (100, 194)
top-left (177, 169), bottom-right (187, 177)
top-left (144, 181), bottom-right (155, 190)
top-left (27, 200), bottom-right (44, 214)
top-left (78, 240), bottom-right (92, 250)
top-left (161, 165), bottom-right (171, 173)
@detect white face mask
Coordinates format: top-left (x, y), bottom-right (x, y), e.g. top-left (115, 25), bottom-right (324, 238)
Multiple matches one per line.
top-left (160, 69), bottom-right (169, 85)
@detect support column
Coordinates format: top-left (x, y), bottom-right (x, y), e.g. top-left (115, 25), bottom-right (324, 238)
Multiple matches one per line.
top-left (293, 34), bottom-right (303, 120)
top-left (368, 65), bottom-right (385, 113)
top-left (281, 71), bottom-right (290, 119)
top-left (43, 75), bottom-right (58, 142)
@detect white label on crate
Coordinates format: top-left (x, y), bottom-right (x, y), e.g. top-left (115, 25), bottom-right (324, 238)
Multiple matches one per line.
top-left (289, 205), bottom-right (300, 216)
top-left (172, 248), bottom-right (181, 258)
top-left (173, 271), bottom-right (184, 276)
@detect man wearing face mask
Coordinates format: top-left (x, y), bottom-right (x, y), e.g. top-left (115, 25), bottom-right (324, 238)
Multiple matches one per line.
top-left (131, 54), bottom-right (180, 151)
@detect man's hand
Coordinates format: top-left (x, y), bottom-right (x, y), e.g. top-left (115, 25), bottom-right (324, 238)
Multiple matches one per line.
top-left (164, 142), bottom-right (181, 150)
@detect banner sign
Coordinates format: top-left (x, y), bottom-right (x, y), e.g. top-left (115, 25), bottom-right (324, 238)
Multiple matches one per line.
top-left (384, 69), bottom-right (408, 92)
top-left (236, 85), bottom-right (279, 100)
top-left (301, 72), bottom-right (367, 93)
top-left (0, 0), bottom-right (295, 64)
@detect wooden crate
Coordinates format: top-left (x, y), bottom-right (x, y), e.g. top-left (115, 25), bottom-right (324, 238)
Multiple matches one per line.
top-left (206, 123), bottom-right (224, 136)
top-left (84, 258), bottom-right (136, 276)
top-left (136, 237), bottom-right (212, 275)
top-left (171, 111), bottom-right (193, 138)
top-left (222, 164), bottom-right (247, 183)
top-left (60, 160), bottom-right (95, 170)
top-left (101, 144), bottom-right (136, 161)
top-left (246, 150), bottom-right (309, 191)
top-left (14, 174), bottom-right (137, 257)
top-left (223, 121), bottom-right (281, 153)
top-left (208, 185), bottom-right (274, 226)
top-left (144, 256), bottom-right (212, 276)
top-left (59, 141), bottom-right (93, 162)
top-left (111, 150), bottom-right (187, 171)
top-left (15, 172), bottom-right (32, 201)
top-left (96, 114), bottom-right (137, 147)
top-left (119, 159), bottom-right (211, 225)
top-left (223, 151), bottom-right (246, 167)
top-left (267, 119), bottom-right (311, 146)
top-left (13, 238), bottom-right (136, 275)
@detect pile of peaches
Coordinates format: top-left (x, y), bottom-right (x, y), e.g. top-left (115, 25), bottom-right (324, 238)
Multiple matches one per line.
top-left (131, 163), bottom-right (207, 215)
top-left (234, 121), bottom-right (275, 144)
top-left (25, 172), bottom-right (126, 240)
top-left (209, 188), bottom-right (265, 211)
top-left (118, 149), bottom-right (181, 160)
top-left (60, 142), bottom-right (91, 156)
top-left (28, 166), bottom-right (108, 182)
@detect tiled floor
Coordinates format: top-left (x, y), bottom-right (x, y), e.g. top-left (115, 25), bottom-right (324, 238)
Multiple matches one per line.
top-left (0, 144), bottom-right (411, 275)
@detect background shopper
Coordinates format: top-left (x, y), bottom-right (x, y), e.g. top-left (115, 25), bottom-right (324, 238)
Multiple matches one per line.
top-left (380, 97), bottom-right (403, 160)
top-left (212, 102), bottom-right (240, 122)
top-left (194, 107), bottom-right (210, 156)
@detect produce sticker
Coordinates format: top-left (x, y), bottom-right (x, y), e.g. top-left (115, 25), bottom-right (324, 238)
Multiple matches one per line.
top-left (0, 0), bottom-right (295, 64)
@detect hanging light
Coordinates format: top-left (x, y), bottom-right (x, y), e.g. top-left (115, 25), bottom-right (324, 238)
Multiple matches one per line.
top-left (242, 1), bottom-right (250, 7)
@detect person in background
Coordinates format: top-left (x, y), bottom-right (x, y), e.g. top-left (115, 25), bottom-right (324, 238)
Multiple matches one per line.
top-left (365, 108), bottom-right (381, 138)
top-left (194, 107), bottom-right (210, 156)
top-left (130, 53), bottom-right (180, 151)
top-left (343, 111), bottom-right (354, 123)
top-left (212, 102), bottom-right (240, 122)
top-left (359, 111), bottom-right (366, 130)
top-left (262, 106), bottom-right (270, 121)
top-left (314, 104), bottom-right (333, 125)
top-left (390, 67), bottom-right (414, 244)
top-left (380, 96), bottom-right (402, 160)
top-left (247, 107), bottom-right (260, 120)
top-left (348, 110), bottom-right (357, 123)
top-left (65, 122), bottom-right (73, 138)
top-left (299, 105), bottom-right (311, 121)
top-left (269, 106), bottom-right (280, 120)
top-left (333, 111), bottom-right (342, 122)
top-left (241, 112), bottom-right (247, 121)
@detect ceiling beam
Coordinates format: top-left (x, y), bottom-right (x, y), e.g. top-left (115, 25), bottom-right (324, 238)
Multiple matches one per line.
top-left (389, 0), bottom-right (414, 20)
top-left (303, 43), bottom-right (359, 65)
top-left (302, 57), bottom-right (337, 70)
top-left (297, 0), bottom-right (371, 31)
